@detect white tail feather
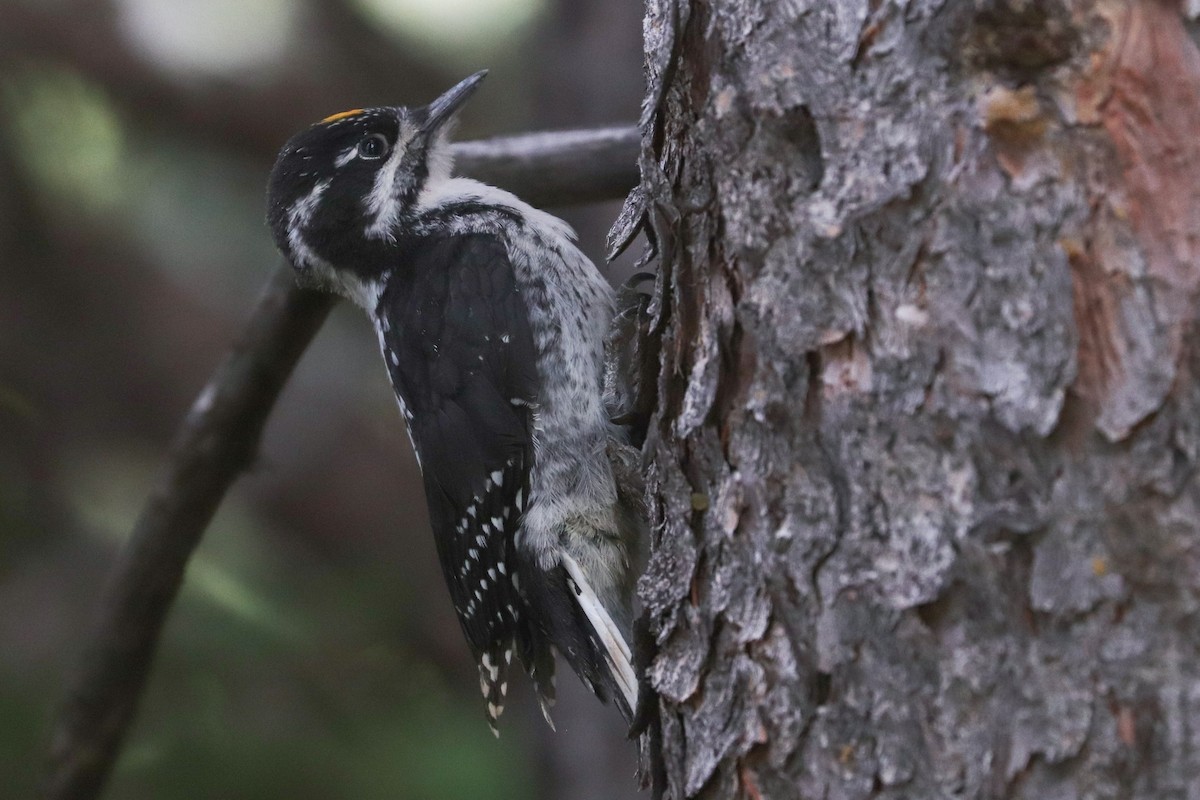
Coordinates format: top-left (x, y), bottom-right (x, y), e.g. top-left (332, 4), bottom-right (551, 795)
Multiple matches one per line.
top-left (560, 553), bottom-right (638, 711)
top-left (539, 697), bottom-right (557, 730)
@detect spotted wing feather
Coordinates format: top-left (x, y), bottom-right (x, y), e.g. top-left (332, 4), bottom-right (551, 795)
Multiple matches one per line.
top-left (375, 232), bottom-right (545, 732)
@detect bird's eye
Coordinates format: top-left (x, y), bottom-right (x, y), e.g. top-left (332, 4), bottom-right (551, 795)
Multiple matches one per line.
top-left (357, 133), bottom-right (389, 160)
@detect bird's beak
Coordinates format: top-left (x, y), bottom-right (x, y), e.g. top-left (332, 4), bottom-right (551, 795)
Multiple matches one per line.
top-left (422, 70), bottom-right (488, 133)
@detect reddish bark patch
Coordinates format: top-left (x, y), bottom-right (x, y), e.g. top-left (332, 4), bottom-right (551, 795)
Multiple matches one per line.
top-left (980, 85), bottom-right (1050, 178)
top-left (738, 761), bottom-right (764, 800)
top-left (820, 335), bottom-right (872, 399)
top-left (1064, 238), bottom-right (1126, 420)
top-left (1097, 3), bottom-right (1200, 298)
top-left (1116, 705), bottom-right (1137, 748)
top-left (1069, 2), bottom-right (1200, 439)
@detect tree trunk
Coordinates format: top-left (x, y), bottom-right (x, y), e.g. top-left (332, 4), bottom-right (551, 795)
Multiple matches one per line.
top-left (628, 1), bottom-right (1200, 797)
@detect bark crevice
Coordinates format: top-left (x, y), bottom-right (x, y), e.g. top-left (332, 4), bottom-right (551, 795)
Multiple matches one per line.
top-left (629, 1), bottom-right (1200, 797)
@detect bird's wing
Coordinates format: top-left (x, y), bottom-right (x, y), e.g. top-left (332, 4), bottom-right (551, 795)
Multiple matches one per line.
top-left (374, 232), bottom-right (541, 734)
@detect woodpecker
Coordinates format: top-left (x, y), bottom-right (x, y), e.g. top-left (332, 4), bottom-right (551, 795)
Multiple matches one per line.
top-left (266, 71), bottom-right (640, 734)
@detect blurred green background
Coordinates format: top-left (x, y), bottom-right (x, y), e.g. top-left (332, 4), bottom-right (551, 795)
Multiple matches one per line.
top-left (0, 0), bottom-right (644, 797)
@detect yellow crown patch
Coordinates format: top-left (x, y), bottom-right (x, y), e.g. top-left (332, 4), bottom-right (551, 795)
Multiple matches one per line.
top-left (321, 109), bottom-right (364, 124)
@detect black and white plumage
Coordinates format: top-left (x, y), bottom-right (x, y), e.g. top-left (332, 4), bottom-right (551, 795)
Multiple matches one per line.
top-left (266, 72), bottom-right (640, 734)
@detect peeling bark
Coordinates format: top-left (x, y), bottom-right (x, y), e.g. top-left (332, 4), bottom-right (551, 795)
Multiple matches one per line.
top-left (626, 1), bottom-right (1200, 797)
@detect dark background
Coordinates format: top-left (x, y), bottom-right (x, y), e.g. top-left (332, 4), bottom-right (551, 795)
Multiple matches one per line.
top-left (0, 0), bottom-right (644, 797)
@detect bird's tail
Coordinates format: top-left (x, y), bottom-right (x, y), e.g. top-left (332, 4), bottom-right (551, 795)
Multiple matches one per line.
top-left (514, 524), bottom-right (640, 723)
top-left (518, 624), bottom-right (558, 729)
top-left (561, 551), bottom-right (638, 715)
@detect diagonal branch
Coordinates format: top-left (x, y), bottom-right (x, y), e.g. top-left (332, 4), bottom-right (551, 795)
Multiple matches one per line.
top-left (41, 125), bottom-right (640, 800)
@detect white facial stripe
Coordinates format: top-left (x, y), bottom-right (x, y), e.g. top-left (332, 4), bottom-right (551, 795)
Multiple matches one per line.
top-left (287, 178), bottom-right (328, 229)
top-left (286, 179), bottom-right (332, 272)
top-left (364, 116), bottom-right (418, 241)
top-left (285, 178), bottom-right (382, 311)
top-left (334, 145), bottom-right (357, 168)
top-left (424, 128), bottom-right (454, 187)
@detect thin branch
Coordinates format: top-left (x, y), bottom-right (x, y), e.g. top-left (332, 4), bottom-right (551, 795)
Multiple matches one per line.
top-left (453, 127), bottom-right (642, 207)
top-left (41, 126), bottom-right (640, 800)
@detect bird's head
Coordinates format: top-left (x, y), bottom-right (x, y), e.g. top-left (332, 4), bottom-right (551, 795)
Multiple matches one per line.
top-left (266, 70), bottom-right (487, 300)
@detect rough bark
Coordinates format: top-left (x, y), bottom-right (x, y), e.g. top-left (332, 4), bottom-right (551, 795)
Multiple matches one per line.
top-left (628, 1), bottom-right (1200, 798)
